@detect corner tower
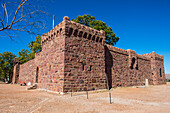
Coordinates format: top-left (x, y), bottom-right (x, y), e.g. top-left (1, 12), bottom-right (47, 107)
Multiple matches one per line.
top-left (63, 16), bottom-right (107, 92)
top-left (40, 16), bottom-right (107, 93)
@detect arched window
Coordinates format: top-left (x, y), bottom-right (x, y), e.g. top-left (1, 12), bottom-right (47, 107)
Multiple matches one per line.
top-left (92, 36), bottom-right (95, 41)
top-left (83, 32), bottom-right (87, 38)
top-left (60, 28), bottom-right (62, 32)
top-left (73, 29), bottom-right (78, 37)
top-left (68, 28), bottom-right (73, 37)
top-left (78, 31), bottom-right (83, 37)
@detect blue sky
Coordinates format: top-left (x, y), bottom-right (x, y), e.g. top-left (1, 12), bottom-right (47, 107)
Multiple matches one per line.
top-left (0, 0), bottom-right (170, 73)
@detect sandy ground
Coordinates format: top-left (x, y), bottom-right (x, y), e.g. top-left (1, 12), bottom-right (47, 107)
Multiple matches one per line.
top-left (0, 83), bottom-right (170, 113)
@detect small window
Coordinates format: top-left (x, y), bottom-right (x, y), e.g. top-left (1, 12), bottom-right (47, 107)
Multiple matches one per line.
top-left (73, 29), bottom-right (78, 37)
top-left (82, 63), bottom-right (85, 71)
top-left (96, 37), bottom-right (99, 42)
top-left (78, 31), bottom-right (83, 37)
top-left (99, 38), bottom-right (103, 42)
top-left (92, 36), bottom-right (95, 41)
top-left (68, 28), bottom-right (73, 37)
top-left (60, 28), bottom-right (62, 32)
top-left (130, 58), bottom-right (135, 69)
top-left (160, 68), bottom-right (162, 77)
top-left (83, 32), bottom-right (87, 38)
top-left (135, 65), bottom-right (138, 70)
top-left (88, 34), bottom-right (92, 40)
top-left (89, 65), bottom-right (92, 71)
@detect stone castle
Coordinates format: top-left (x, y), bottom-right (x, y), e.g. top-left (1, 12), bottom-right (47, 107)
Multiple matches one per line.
top-left (12, 16), bottom-right (166, 94)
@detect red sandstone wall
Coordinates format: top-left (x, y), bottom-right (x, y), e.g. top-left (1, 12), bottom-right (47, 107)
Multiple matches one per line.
top-left (19, 21), bottom-right (65, 93)
top-left (137, 57), bottom-right (153, 85)
top-left (63, 20), bottom-right (106, 92)
top-left (105, 45), bottom-right (153, 88)
top-left (150, 52), bottom-right (166, 85)
top-left (19, 59), bottom-right (36, 84)
top-left (36, 33), bottom-right (65, 92)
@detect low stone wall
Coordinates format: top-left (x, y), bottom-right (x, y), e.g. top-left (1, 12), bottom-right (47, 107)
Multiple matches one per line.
top-left (19, 59), bottom-right (36, 84)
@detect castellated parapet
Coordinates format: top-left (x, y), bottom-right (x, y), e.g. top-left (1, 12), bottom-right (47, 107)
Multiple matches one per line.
top-left (13, 16), bottom-right (166, 94)
top-left (41, 16), bottom-right (106, 49)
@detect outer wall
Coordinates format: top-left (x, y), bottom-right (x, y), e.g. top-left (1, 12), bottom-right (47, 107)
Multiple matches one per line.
top-left (105, 45), bottom-right (153, 88)
top-left (19, 27), bottom-right (65, 93)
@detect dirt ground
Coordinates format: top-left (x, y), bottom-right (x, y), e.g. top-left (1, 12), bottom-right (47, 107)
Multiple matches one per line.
top-left (0, 83), bottom-right (170, 113)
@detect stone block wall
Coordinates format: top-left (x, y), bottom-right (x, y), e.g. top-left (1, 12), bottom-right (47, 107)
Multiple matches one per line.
top-left (143, 52), bottom-right (166, 85)
top-left (36, 21), bottom-right (65, 93)
top-left (19, 20), bottom-right (66, 93)
top-left (63, 18), bottom-right (106, 92)
top-left (105, 45), bottom-right (153, 88)
top-left (19, 59), bottom-right (36, 83)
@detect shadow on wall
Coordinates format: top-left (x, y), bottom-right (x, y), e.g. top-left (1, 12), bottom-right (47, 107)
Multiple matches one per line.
top-left (105, 45), bottom-right (113, 89)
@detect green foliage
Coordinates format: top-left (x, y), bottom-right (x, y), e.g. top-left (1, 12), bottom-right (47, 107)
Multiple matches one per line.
top-left (72, 14), bottom-right (120, 45)
top-left (28, 36), bottom-right (42, 53)
top-left (18, 49), bottom-right (30, 64)
top-left (0, 52), bottom-right (16, 82)
top-left (0, 36), bottom-right (41, 82)
top-left (18, 36), bottom-right (42, 64)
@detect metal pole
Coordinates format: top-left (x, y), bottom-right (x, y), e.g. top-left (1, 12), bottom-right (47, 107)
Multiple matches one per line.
top-left (71, 89), bottom-right (72, 97)
top-left (53, 15), bottom-right (55, 28)
top-left (109, 92), bottom-right (111, 104)
top-left (86, 91), bottom-right (88, 99)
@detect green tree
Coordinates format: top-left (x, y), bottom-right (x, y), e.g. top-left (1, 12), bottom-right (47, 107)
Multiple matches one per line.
top-left (18, 49), bottom-right (30, 64)
top-left (72, 14), bottom-right (120, 45)
top-left (0, 52), bottom-right (16, 82)
top-left (28, 36), bottom-right (42, 59)
top-left (28, 36), bottom-right (42, 53)
top-left (18, 36), bottom-right (42, 64)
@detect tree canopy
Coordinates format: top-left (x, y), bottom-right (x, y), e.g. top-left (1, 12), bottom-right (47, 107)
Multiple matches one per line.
top-left (18, 49), bottom-right (30, 64)
top-left (28, 36), bottom-right (42, 53)
top-left (0, 35), bottom-right (41, 82)
top-left (0, 52), bottom-right (16, 82)
top-left (18, 35), bottom-right (41, 64)
top-left (72, 14), bottom-right (120, 46)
